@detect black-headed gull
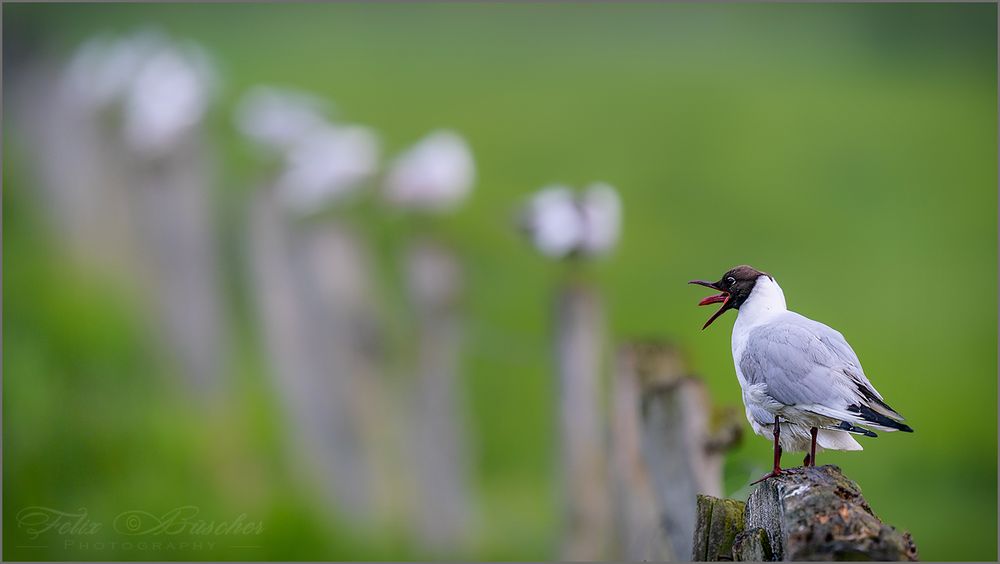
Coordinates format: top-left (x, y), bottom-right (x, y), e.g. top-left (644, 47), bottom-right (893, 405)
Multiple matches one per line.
top-left (122, 37), bottom-right (217, 157)
top-left (383, 130), bottom-right (475, 213)
top-left (519, 183), bottom-right (622, 259)
top-left (690, 265), bottom-right (912, 482)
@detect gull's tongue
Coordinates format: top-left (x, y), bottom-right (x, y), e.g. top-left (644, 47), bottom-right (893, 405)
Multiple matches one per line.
top-left (701, 294), bottom-right (732, 330)
top-left (699, 293), bottom-right (728, 306)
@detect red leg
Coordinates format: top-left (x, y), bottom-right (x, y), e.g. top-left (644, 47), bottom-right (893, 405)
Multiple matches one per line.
top-left (772, 420), bottom-right (783, 472)
top-left (809, 427), bottom-right (818, 467)
top-left (751, 416), bottom-right (783, 484)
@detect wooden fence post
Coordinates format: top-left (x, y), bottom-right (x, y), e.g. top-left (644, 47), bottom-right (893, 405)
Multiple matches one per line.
top-left (612, 341), bottom-right (741, 561)
top-left (694, 465), bottom-right (919, 561)
top-left (295, 218), bottom-right (397, 523)
top-left (9, 42), bottom-right (228, 399)
top-left (611, 344), bottom-right (672, 561)
top-left (402, 238), bottom-right (476, 551)
top-left (128, 137), bottom-right (228, 397)
top-left (10, 59), bottom-right (140, 284)
top-left (247, 189), bottom-right (389, 523)
top-left (554, 282), bottom-right (611, 561)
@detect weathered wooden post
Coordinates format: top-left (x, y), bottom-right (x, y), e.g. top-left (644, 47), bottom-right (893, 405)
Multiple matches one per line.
top-left (11, 33), bottom-right (230, 398)
top-left (300, 219), bottom-right (398, 521)
top-left (520, 183), bottom-right (623, 560)
top-left (239, 88), bottom-right (392, 523)
top-left (555, 281), bottom-right (612, 561)
top-left (247, 190), bottom-right (387, 522)
top-left (401, 237), bottom-right (475, 550)
top-left (8, 36), bottom-right (149, 284)
top-left (610, 342), bottom-right (672, 562)
top-left (693, 465), bottom-right (919, 561)
top-left (120, 37), bottom-right (228, 397)
top-left (612, 341), bottom-right (742, 561)
top-left (384, 130), bottom-right (478, 551)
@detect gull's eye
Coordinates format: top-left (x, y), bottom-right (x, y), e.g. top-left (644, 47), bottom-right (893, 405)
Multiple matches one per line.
top-left (726, 276), bottom-right (736, 286)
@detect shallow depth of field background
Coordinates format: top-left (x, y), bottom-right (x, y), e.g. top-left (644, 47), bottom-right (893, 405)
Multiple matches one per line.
top-left (3, 3), bottom-right (997, 561)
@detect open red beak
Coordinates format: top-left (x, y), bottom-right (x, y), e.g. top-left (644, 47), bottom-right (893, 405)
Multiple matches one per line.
top-left (689, 279), bottom-right (732, 330)
top-left (698, 293), bottom-right (728, 306)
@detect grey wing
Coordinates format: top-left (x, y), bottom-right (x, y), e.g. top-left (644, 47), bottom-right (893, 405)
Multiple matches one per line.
top-left (790, 314), bottom-right (884, 401)
top-left (740, 314), bottom-right (909, 431)
top-left (740, 321), bottom-right (852, 412)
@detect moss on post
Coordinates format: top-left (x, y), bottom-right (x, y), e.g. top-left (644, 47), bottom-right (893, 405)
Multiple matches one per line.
top-left (693, 495), bottom-right (746, 561)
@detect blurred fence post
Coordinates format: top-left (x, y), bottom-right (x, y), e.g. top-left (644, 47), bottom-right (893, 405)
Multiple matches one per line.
top-left (10, 60), bottom-right (140, 281)
top-left (612, 341), bottom-right (741, 562)
top-left (247, 188), bottom-right (392, 524)
top-left (8, 36), bottom-right (230, 399)
top-left (296, 217), bottom-right (397, 523)
top-left (554, 281), bottom-right (611, 561)
top-left (127, 136), bottom-right (228, 398)
top-left (610, 344), bottom-right (673, 561)
top-left (402, 238), bottom-right (476, 551)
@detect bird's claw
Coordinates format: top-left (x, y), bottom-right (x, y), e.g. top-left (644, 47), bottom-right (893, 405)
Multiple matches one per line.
top-left (750, 469), bottom-right (783, 485)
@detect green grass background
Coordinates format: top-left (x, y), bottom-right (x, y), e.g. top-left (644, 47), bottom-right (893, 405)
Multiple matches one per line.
top-left (4, 3), bottom-right (997, 561)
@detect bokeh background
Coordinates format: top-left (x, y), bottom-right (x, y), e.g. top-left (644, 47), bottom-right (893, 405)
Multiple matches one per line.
top-left (4, 2), bottom-right (997, 561)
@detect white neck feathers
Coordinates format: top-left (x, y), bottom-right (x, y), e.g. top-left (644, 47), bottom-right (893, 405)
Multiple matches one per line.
top-left (737, 275), bottom-right (787, 325)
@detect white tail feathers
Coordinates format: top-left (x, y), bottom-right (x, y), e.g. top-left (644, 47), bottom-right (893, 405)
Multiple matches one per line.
top-left (816, 429), bottom-right (863, 451)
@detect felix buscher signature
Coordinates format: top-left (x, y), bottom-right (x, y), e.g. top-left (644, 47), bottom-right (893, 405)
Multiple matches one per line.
top-left (16, 506), bottom-right (263, 541)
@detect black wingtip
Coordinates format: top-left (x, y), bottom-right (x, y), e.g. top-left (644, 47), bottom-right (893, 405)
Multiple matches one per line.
top-left (848, 404), bottom-right (914, 433)
top-left (838, 421), bottom-right (878, 437)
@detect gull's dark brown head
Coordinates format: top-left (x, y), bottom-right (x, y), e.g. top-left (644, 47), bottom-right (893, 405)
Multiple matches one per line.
top-left (689, 265), bottom-right (772, 330)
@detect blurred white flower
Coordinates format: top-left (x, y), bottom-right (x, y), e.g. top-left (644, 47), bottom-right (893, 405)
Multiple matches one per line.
top-left (522, 185), bottom-right (583, 259)
top-left (383, 130), bottom-right (475, 213)
top-left (233, 86), bottom-right (380, 214)
top-left (62, 30), bottom-right (166, 111)
top-left (122, 40), bottom-right (216, 156)
top-left (520, 183), bottom-right (622, 259)
top-left (234, 86), bottom-right (331, 154)
top-left (275, 123), bottom-right (380, 214)
top-left (578, 182), bottom-right (622, 256)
